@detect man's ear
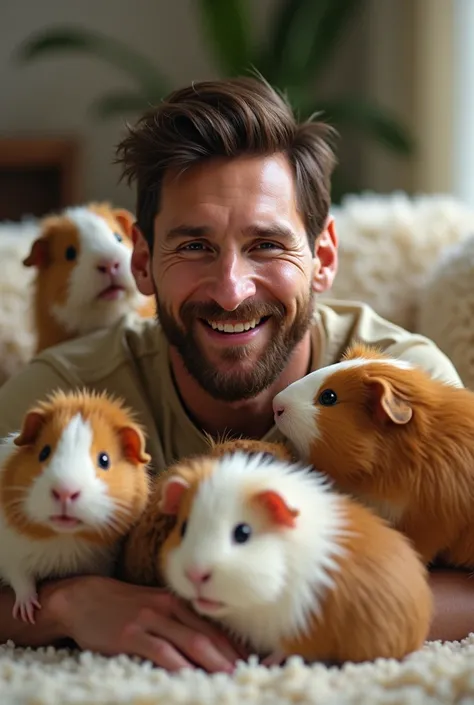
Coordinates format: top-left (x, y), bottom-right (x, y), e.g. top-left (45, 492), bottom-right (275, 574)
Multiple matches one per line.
top-left (131, 224), bottom-right (154, 296)
top-left (365, 376), bottom-right (413, 425)
top-left (312, 216), bottom-right (338, 293)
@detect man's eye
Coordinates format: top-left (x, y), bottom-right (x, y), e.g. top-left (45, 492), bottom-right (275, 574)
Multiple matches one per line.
top-left (256, 241), bottom-right (281, 250)
top-left (181, 242), bottom-right (207, 251)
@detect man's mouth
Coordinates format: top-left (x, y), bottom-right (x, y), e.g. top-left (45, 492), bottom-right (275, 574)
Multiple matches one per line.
top-left (203, 316), bottom-right (269, 334)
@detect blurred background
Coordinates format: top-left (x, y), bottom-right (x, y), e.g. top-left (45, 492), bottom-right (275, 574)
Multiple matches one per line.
top-left (0, 0), bottom-right (471, 219)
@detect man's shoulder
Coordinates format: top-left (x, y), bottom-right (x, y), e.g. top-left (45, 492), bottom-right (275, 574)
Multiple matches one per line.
top-left (314, 298), bottom-right (463, 387)
top-left (35, 312), bottom-right (162, 384)
top-left (0, 313), bottom-right (165, 437)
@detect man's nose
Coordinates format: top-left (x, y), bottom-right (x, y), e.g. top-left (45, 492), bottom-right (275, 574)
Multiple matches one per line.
top-left (205, 253), bottom-right (256, 311)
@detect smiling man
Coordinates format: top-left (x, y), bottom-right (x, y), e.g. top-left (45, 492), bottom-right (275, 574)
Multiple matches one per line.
top-left (0, 75), bottom-right (470, 671)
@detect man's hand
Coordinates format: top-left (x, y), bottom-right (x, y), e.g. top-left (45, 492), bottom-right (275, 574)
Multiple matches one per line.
top-left (428, 568), bottom-right (474, 642)
top-left (47, 575), bottom-right (247, 673)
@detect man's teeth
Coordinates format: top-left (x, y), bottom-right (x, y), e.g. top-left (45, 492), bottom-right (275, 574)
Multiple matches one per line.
top-left (208, 318), bottom-right (262, 333)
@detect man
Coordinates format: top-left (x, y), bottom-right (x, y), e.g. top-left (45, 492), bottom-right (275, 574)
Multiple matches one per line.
top-left (0, 76), bottom-right (471, 670)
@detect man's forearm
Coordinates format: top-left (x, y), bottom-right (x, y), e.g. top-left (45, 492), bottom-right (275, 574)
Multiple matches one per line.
top-left (0, 583), bottom-right (68, 647)
top-left (428, 569), bottom-right (474, 642)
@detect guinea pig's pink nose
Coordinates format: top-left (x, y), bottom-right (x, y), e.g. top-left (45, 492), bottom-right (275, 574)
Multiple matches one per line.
top-left (97, 260), bottom-right (120, 275)
top-left (185, 566), bottom-right (212, 585)
top-left (51, 487), bottom-right (81, 503)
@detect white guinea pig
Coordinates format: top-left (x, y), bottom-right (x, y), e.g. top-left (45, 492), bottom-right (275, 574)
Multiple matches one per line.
top-left (0, 388), bottom-right (151, 623)
top-left (158, 451), bottom-right (432, 665)
top-left (23, 201), bottom-right (155, 353)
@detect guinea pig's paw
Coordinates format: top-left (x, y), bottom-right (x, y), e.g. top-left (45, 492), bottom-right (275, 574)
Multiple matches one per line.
top-left (12, 587), bottom-right (41, 624)
top-left (260, 650), bottom-right (287, 668)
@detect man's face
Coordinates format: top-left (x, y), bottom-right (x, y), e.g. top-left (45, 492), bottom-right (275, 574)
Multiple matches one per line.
top-left (132, 154), bottom-right (335, 402)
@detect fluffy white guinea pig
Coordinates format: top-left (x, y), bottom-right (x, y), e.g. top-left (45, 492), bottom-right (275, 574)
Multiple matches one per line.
top-left (158, 451), bottom-right (431, 664)
top-left (23, 201), bottom-right (155, 353)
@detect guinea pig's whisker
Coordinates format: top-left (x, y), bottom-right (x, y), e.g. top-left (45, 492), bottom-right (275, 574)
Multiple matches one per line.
top-left (111, 498), bottom-right (135, 511)
top-left (4, 499), bottom-right (27, 512)
top-left (105, 515), bottom-right (130, 533)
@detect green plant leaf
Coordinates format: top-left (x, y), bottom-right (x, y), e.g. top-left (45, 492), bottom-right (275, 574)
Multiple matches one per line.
top-left (304, 0), bottom-right (366, 85)
top-left (259, 0), bottom-right (328, 85)
top-left (197, 0), bottom-right (253, 76)
top-left (305, 97), bottom-right (415, 155)
top-left (90, 90), bottom-right (157, 119)
top-left (259, 0), bottom-right (364, 88)
top-left (15, 26), bottom-right (169, 95)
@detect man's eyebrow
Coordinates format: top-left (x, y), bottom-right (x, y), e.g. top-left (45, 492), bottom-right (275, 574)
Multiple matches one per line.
top-left (164, 225), bottom-right (210, 241)
top-left (164, 223), bottom-right (295, 241)
top-left (244, 224), bottom-right (295, 240)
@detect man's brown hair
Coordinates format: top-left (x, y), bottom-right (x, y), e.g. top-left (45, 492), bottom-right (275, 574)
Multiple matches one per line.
top-left (115, 75), bottom-right (337, 250)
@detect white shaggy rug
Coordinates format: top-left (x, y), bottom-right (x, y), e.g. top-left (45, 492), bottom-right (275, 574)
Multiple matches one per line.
top-left (3, 637), bottom-right (474, 704)
top-left (328, 191), bottom-right (474, 331)
top-left (0, 217), bottom-right (38, 386)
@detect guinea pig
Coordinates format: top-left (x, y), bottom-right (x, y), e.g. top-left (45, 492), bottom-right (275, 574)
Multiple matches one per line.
top-left (0, 388), bottom-right (151, 623)
top-left (118, 438), bottom-right (293, 587)
top-left (23, 201), bottom-right (156, 353)
top-left (272, 341), bottom-right (474, 567)
top-left (157, 451), bottom-right (432, 664)
top-left (204, 434), bottom-right (294, 462)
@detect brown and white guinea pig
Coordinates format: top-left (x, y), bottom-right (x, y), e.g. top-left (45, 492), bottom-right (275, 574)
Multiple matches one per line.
top-left (0, 388), bottom-right (151, 624)
top-left (118, 438), bottom-right (293, 587)
top-left (157, 451), bottom-right (432, 664)
top-left (23, 201), bottom-right (156, 353)
top-left (204, 434), bottom-right (294, 462)
top-left (273, 341), bottom-right (474, 567)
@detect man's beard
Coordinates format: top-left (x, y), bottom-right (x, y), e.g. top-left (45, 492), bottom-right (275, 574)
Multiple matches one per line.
top-left (155, 288), bottom-right (314, 403)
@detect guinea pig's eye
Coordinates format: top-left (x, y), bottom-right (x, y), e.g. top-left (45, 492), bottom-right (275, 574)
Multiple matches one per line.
top-left (38, 445), bottom-right (51, 462)
top-left (233, 523), bottom-right (252, 544)
top-left (114, 232), bottom-right (123, 243)
top-left (65, 245), bottom-right (77, 261)
top-left (318, 389), bottom-right (338, 406)
top-left (97, 452), bottom-right (110, 470)
top-left (180, 520), bottom-right (187, 538)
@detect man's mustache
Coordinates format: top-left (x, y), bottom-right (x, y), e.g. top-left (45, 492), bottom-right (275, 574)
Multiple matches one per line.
top-left (180, 301), bottom-right (285, 322)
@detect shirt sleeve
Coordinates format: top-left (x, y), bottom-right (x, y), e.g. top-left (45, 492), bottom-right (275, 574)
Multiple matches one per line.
top-left (0, 359), bottom-right (75, 437)
top-left (384, 338), bottom-right (464, 388)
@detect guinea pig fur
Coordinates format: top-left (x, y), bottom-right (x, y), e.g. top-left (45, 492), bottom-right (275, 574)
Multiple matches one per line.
top-left (204, 434), bottom-right (294, 462)
top-left (158, 451), bottom-right (432, 664)
top-left (23, 201), bottom-right (155, 353)
top-left (0, 388), bottom-right (151, 623)
top-left (118, 438), bottom-right (294, 587)
top-left (273, 341), bottom-right (474, 567)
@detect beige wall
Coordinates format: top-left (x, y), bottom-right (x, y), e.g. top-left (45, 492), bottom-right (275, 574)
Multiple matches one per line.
top-left (365, 0), bottom-right (459, 196)
top-left (4, 0), bottom-right (461, 211)
top-left (0, 0), bottom-right (372, 213)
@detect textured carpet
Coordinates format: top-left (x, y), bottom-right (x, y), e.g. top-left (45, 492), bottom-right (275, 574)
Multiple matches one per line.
top-left (2, 637), bottom-right (474, 704)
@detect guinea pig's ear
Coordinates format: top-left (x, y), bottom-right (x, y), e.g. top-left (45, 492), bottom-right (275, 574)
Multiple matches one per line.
top-left (14, 410), bottom-right (47, 446)
top-left (252, 490), bottom-right (299, 528)
top-left (366, 376), bottom-right (413, 424)
top-left (113, 209), bottom-right (135, 238)
top-left (159, 476), bottom-right (190, 515)
top-left (23, 237), bottom-right (50, 269)
top-left (118, 425), bottom-right (151, 465)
